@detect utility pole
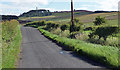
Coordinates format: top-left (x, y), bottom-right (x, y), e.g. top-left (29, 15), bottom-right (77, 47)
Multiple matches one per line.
top-left (71, 0), bottom-right (74, 26)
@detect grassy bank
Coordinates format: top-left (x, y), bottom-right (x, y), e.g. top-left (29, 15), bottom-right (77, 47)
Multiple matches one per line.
top-left (38, 28), bottom-right (119, 68)
top-left (2, 20), bottom-right (22, 68)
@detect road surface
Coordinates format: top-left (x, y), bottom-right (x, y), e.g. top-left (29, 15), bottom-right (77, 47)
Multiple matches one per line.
top-left (19, 26), bottom-right (106, 68)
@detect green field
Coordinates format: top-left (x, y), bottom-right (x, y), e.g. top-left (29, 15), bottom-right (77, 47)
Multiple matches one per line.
top-left (19, 12), bottom-right (117, 22)
top-left (19, 11), bottom-right (93, 21)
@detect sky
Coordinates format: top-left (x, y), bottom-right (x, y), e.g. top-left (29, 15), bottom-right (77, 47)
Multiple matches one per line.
top-left (0, 0), bottom-right (119, 16)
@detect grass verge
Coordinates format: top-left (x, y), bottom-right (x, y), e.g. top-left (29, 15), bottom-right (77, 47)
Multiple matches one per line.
top-left (38, 28), bottom-right (119, 68)
top-left (2, 25), bottom-right (22, 68)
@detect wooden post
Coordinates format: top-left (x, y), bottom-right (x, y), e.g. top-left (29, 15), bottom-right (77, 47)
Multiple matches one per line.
top-left (71, 0), bottom-right (74, 26)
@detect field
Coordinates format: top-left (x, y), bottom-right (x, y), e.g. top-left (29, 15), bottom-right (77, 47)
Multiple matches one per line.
top-left (24, 12), bottom-right (119, 68)
top-left (19, 11), bottom-right (93, 21)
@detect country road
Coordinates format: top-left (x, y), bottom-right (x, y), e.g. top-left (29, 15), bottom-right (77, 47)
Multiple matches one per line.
top-left (19, 26), bottom-right (107, 68)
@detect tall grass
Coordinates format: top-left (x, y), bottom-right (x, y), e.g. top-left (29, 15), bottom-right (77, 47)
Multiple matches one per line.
top-left (2, 20), bottom-right (22, 68)
top-left (0, 20), bottom-right (2, 69)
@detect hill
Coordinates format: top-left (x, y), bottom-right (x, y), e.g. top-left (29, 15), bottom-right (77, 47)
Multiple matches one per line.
top-left (19, 9), bottom-right (52, 17)
top-left (19, 10), bottom-right (94, 21)
top-left (1, 15), bottom-right (18, 20)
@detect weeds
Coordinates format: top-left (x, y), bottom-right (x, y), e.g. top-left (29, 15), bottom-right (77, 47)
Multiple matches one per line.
top-left (2, 20), bottom-right (22, 68)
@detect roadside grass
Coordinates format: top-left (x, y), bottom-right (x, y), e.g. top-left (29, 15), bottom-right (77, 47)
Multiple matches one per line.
top-left (38, 28), bottom-right (119, 68)
top-left (0, 21), bottom-right (2, 69)
top-left (2, 20), bottom-right (22, 68)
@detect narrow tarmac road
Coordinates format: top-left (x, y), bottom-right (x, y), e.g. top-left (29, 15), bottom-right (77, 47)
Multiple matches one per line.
top-left (19, 26), bottom-right (106, 68)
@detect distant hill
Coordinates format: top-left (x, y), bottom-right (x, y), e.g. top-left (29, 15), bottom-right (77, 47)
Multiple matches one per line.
top-left (94, 11), bottom-right (118, 13)
top-left (53, 10), bottom-right (93, 13)
top-left (1, 15), bottom-right (18, 20)
top-left (19, 9), bottom-right (94, 18)
top-left (19, 9), bottom-right (52, 17)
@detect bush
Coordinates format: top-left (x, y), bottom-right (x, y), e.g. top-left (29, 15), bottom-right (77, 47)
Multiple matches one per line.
top-left (93, 16), bottom-right (106, 25)
top-left (25, 20), bottom-right (46, 28)
top-left (74, 18), bottom-right (83, 25)
top-left (50, 28), bottom-right (61, 35)
top-left (75, 33), bottom-right (89, 41)
top-left (59, 30), bottom-right (70, 37)
top-left (45, 21), bottom-right (59, 31)
top-left (90, 26), bottom-right (119, 40)
top-left (70, 24), bottom-right (83, 32)
top-left (38, 20), bottom-right (46, 26)
top-left (70, 18), bottom-right (83, 32)
top-left (60, 24), bottom-right (70, 31)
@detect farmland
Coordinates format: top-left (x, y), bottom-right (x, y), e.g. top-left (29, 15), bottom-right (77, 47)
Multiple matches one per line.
top-left (19, 10), bottom-right (93, 21)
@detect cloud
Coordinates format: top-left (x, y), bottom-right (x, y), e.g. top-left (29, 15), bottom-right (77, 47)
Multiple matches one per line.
top-left (0, 3), bottom-right (38, 15)
top-left (76, 7), bottom-right (89, 10)
top-left (47, 0), bottom-right (98, 2)
top-left (0, 0), bottom-right (119, 15)
top-left (96, 0), bottom-right (119, 11)
top-left (1, 0), bottom-right (48, 5)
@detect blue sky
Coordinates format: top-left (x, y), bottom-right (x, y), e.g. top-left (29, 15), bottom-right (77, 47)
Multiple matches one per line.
top-left (0, 0), bottom-right (119, 16)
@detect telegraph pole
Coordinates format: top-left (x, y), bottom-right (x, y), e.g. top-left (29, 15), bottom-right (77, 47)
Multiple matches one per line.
top-left (71, 0), bottom-right (74, 26)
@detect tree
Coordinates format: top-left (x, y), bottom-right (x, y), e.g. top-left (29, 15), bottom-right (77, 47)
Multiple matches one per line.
top-left (93, 16), bottom-right (106, 25)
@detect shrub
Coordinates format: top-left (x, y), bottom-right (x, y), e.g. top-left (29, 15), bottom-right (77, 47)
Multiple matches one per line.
top-left (60, 24), bottom-right (70, 31)
top-left (25, 20), bottom-right (46, 28)
top-left (75, 33), bottom-right (89, 41)
top-left (70, 18), bottom-right (83, 32)
top-left (59, 30), bottom-right (70, 37)
top-left (93, 16), bottom-right (106, 25)
top-left (45, 21), bottom-right (59, 31)
top-left (74, 18), bottom-right (83, 25)
top-left (70, 24), bottom-right (83, 32)
top-left (50, 28), bottom-right (61, 35)
top-left (89, 26), bottom-right (119, 41)
top-left (38, 20), bottom-right (46, 26)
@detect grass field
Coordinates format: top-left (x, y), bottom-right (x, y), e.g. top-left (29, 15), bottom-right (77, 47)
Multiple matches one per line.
top-left (19, 12), bottom-right (118, 23)
top-left (19, 16), bottom-right (56, 21)
top-left (19, 11), bottom-right (93, 21)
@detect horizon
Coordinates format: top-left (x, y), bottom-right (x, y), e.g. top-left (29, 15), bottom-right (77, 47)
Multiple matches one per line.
top-left (0, 0), bottom-right (119, 16)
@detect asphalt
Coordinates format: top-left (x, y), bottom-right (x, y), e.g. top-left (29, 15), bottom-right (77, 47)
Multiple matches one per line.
top-left (19, 26), bottom-right (107, 68)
